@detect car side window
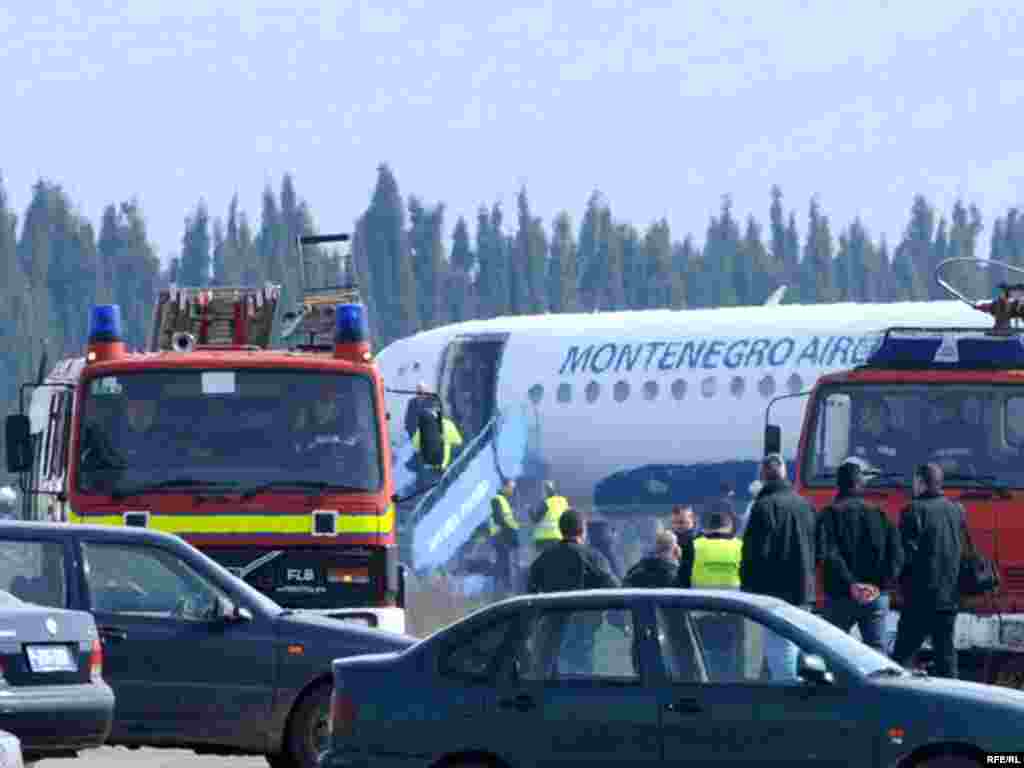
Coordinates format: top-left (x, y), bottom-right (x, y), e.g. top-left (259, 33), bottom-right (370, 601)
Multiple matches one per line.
top-left (516, 607), bottom-right (639, 683)
top-left (0, 540), bottom-right (67, 608)
top-left (439, 616), bottom-right (517, 683)
top-left (687, 608), bottom-right (808, 685)
top-left (82, 542), bottom-right (228, 622)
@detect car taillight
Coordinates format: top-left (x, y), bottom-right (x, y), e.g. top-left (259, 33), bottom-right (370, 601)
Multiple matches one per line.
top-left (329, 689), bottom-right (357, 738)
top-left (89, 638), bottom-right (102, 682)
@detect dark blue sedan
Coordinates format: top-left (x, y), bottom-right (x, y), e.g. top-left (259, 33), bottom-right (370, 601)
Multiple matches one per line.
top-left (320, 589), bottom-right (1024, 768)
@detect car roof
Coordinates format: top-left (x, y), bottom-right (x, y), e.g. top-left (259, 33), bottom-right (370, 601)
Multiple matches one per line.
top-left (0, 519), bottom-right (188, 548)
top-left (494, 588), bottom-right (788, 610)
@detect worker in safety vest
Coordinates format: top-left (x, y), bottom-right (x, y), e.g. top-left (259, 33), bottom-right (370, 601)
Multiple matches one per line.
top-left (684, 508), bottom-right (744, 680)
top-left (489, 479), bottom-right (520, 595)
top-left (412, 413), bottom-right (464, 471)
top-left (530, 480), bottom-right (568, 555)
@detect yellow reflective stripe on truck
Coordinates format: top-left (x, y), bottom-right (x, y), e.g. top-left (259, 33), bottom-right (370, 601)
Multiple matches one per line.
top-left (66, 505), bottom-right (395, 535)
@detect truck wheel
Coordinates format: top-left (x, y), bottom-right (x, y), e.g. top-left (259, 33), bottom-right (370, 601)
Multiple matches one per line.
top-left (286, 681), bottom-right (332, 768)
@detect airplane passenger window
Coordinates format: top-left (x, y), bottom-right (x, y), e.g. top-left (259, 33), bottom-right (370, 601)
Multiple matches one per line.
top-left (758, 375), bottom-right (776, 398)
top-left (528, 384), bottom-right (544, 405)
top-left (701, 377), bottom-right (716, 398)
top-left (413, 362), bottom-right (421, 371)
top-left (643, 381), bottom-right (658, 401)
top-left (671, 379), bottom-right (687, 400)
top-left (557, 383), bottom-right (572, 403)
top-left (787, 373), bottom-right (803, 394)
top-left (614, 381), bottom-right (630, 402)
top-left (730, 377), bottom-right (745, 398)
top-left (585, 381), bottom-right (600, 403)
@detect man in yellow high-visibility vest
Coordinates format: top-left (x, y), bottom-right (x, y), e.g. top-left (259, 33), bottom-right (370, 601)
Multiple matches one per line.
top-left (682, 508), bottom-right (744, 680)
top-left (489, 479), bottom-right (520, 594)
top-left (412, 414), bottom-right (464, 472)
top-left (529, 481), bottom-right (568, 555)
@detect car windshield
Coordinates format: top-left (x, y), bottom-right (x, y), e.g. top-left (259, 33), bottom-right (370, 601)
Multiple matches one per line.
top-left (802, 382), bottom-right (1024, 488)
top-left (76, 369), bottom-right (382, 496)
top-left (773, 604), bottom-right (898, 676)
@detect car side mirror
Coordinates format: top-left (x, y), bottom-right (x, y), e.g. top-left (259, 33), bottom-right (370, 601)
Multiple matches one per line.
top-left (5, 414), bottom-right (32, 474)
top-left (417, 409), bottom-right (445, 468)
top-left (764, 423), bottom-right (781, 457)
top-left (797, 653), bottom-right (834, 685)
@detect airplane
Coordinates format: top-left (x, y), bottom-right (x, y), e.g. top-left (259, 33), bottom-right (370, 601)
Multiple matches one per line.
top-left (378, 292), bottom-right (993, 517)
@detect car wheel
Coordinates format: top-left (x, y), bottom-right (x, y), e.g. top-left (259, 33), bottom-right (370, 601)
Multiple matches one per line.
top-left (914, 756), bottom-right (980, 768)
top-left (286, 681), bottom-right (332, 768)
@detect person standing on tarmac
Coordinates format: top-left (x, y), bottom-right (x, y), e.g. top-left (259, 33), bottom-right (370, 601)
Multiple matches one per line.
top-left (740, 453), bottom-right (819, 681)
top-left (681, 509), bottom-right (742, 589)
top-left (623, 530), bottom-right (680, 588)
top-left (816, 459), bottom-right (903, 653)
top-left (891, 463), bottom-right (968, 678)
top-left (530, 481), bottom-right (568, 556)
top-left (489, 479), bottom-right (521, 595)
top-left (685, 510), bottom-right (744, 679)
top-left (527, 509), bottom-right (619, 593)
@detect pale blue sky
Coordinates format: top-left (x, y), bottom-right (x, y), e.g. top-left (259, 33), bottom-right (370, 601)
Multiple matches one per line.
top-left (2, 1), bottom-right (1022, 266)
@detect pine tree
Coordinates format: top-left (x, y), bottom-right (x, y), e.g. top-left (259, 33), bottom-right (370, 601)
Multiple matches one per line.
top-left (547, 211), bottom-right (577, 313)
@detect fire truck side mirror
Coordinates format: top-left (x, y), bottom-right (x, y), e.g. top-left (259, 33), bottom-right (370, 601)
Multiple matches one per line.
top-left (4, 415), bottom-right (32, 474)
top-left (418, 409), bottom-right (445, 468)
top-left (764, 424), bottom-right (781, 458)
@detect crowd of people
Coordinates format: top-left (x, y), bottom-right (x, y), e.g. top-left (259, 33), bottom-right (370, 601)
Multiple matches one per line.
top-left (520, 454), bottom-right (974, 680)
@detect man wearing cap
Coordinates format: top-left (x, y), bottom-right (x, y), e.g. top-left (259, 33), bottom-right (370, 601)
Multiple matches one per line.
top-left (404, 382), bottom-right (434, 441)
top-left (816, 459), bottom-right (903, 652)
top-left (740, 453), bottom-right (819, 681)
top-left (530, 480), bottom-right (568, 556)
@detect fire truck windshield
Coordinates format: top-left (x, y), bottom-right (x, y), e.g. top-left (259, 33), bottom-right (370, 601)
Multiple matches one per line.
top-left (75, 369), bottom-right (382, 496)
top-left (802, 382), bottom-right (1024, 489)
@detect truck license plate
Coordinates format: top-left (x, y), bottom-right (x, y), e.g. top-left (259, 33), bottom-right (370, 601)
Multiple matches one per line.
top-left (25, 645), bottom-right (76, 673)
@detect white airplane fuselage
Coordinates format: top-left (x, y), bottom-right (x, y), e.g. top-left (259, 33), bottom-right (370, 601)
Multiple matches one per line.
top-left (377, 301), bottom-right (991, 504)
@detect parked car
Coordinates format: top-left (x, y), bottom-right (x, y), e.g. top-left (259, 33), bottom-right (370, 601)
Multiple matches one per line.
top-left (320, 588), bottom-right (1024, 768)
top-left (0, 521), bottom-right (416, 768)
top-left (0, 730), bottom-right (25, 768)
top-left (0, 588), bottom-right (113, 764)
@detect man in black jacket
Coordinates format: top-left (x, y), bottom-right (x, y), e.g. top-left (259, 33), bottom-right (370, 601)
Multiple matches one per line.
top-left (527, 509), bottom-right (619, 594)
top-left (740, 453), bottom-right (818, 681)
top-left (891, 463), bottom-right (967, 678)
top-left (527, 509), bottom-right (620, 674)
top-left (816, 459), bottom-right (903, 652)
top-left (624, 530), bottom-right (680, 588)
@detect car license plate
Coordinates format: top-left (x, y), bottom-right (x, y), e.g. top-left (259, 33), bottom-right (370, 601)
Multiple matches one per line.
top-left (25, 645), bottom-right (76, 673)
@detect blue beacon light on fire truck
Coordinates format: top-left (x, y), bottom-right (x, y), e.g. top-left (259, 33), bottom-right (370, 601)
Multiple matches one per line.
top-left (87, 304), bottom-right (127, 363)
top-left (333, 303), bottom-right (371, 362)
top-left (867, 326), bottom-right (1024, 370)
top-left (88, 305), bottom-right (123, 343)
top-left (335, 304), bottom-right (368, 344)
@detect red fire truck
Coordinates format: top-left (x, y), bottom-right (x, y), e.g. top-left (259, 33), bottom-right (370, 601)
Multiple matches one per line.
top-left (4, 234), bottom-right (445, 635)
top-left (765, 260), bottom-right (1024, 687)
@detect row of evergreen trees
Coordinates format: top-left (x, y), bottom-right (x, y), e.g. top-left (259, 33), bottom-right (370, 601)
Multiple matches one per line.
top-left (0, 164), bottom-right (1018, 479)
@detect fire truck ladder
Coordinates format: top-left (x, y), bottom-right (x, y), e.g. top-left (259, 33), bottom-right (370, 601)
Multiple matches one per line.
top-left (281, 233), bottom-right (362, 343)
top-left (150, 284), bottom-right (283, 351)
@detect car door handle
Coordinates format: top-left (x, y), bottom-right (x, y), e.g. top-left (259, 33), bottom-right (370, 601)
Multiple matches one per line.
top-left (665, 697), bottom-right (703, 714)
top-left (98, 626), bottom-right (127, 642)
top-left (498, 694), bottom-right (535, 712)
